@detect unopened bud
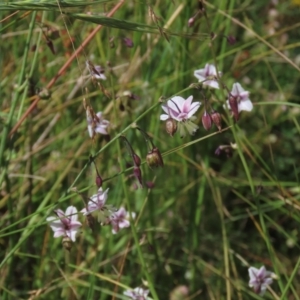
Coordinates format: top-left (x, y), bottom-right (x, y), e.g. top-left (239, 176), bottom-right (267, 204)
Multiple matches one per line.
top-left (122, 37), bottom-right (134, 48)
top-left (46, 39), bottom-right (56, 55)
top-left (96, 175), bottom-right (102, 188)
top-left (146, 147), bottom-right (164, 169)
top-left (133, 166), bottom-right (143, 188)
top-left (188, 17), bottom-right (195, 27)
top-left (227, 35), bottom-right (236, 45)
top-left (166, 118), bottom-right (177, 136)
top-left (202, 111), bottom-right (212, 130)
top-left (62, 236), bottom-right (72, 251)
top-left (133, 153), bottom-right (141, 167)
top-left (228, 96), bottom-right (239, 121)
top-left (211, 111), bottom-right (222, 131)
top-left (146, 181), bottom-right (155, 189)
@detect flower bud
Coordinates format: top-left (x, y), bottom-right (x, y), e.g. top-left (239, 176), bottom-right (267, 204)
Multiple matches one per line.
top-left (62, 236), bottom-right (72, 251)
top-left (166, 118), bottom-right (177, 136)
top-left (133, 166), bottom-right (143, 188)
top-left (227, 35), bottom-right (236, 45)
top-left (211, 110), bottom-right (222, 131)
top-left (202, 111), bottom-right (212, 130)
top-left (133, 153), bottom-right (141, 167)
top-left (96, 175), bottom-right (102, 188)
top-left (146, 181), bottom-right (155, 189)
top-left (146, 147), bottom-right (164, 169)
top-left (122, 37), bottom-right (134, 48)
top-left (188, 17), bottom-right (195, 27)
top-left (228, 95), bottom-right (239, 121)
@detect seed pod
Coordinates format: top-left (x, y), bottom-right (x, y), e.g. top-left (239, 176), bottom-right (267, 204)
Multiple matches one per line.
top-left (166, 118), bottom-right (177, 136)
top-left (62, 236), bottom-right (72, 251)
top-left (146, 147), bottom-right (164, 168)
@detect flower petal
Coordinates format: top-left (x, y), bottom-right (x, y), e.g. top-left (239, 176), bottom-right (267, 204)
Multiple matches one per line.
top-left (160, 114), bottom-right (170, 121)
top-left (65, 206), bottom-right (78, 222)
top-left (238, 99), bottom-right (253, 112)
top-left (187, 101), bottom-right (201, 118)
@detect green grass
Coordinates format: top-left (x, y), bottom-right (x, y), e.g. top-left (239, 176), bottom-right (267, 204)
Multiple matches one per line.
top-left (1, 0), bottom-right (300, 299)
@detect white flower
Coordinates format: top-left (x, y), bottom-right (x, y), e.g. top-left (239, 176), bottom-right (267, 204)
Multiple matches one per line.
top-left (194, 63), bottom-right (221, 89)
top-left (248, 265), bottom-right (274, 296)
top-left (86, 107), bottom-right (109, 138)
top-left (109, 207), bottom-right (136, 234)
top-left (123, 287), bottom-right (149, 300)
top-left (160, 95), bottom-right (201, 137)
top-left (226, 82), bottom-right (253, 113)
top-left (46, 206), bottom-right (82, 242)
top-left (81, 188), bottom-right (112, 223)
top-left (86, 60), bottom-right (106, 80)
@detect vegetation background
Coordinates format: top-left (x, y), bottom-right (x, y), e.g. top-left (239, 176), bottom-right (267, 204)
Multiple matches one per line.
top-left (1, 0), bottom-right (300, 299)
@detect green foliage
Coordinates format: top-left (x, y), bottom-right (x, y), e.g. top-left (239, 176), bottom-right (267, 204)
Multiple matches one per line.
top-left (1, 0), bottom-right (300, 299)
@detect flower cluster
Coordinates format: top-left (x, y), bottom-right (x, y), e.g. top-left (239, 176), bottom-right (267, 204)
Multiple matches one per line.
top-left (160, 63), bottom-right (253, 137)
top-left (47, 188), bottom-right (135, 250)
top-left (124, 287), bottom-right (149, 300)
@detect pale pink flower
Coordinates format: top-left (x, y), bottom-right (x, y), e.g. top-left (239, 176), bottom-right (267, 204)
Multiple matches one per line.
top-left (160, 96), bottom-right (201, 137)
top-left (248, 265), bottom-right (274, 295)
top-left (194, 63), bottom-right (221, 89)
top-left (46, 206), bottom-right (82, 242)
top-left (123, 287), bottom-right (149, 300)
top-left (225, 82), bottom-right (253, 113)
top-left (86, 109), bottom-right (109, 138)
top-left (81, 188), bottom-right (113, 223)
top-left (110, 207), bottom-right (136, 234)
top-left (86, 60), bottom-right (106, 80)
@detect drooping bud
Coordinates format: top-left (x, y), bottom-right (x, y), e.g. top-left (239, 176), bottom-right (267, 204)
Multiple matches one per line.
top-left (122, 37), bottom-right (134, 48)
top-left (96, 175), bottom-right (103, 188)
top-left (202, 111), bottom-right (212, 130)
top-left (133, 166), bottom-right (143, 188)
top-left (166, 118), bottom-right (177, 136)
top-left (133, 153), bottom-right (141, 167)
top-left (62, 236), bottom-right (72, 251)
top-left (46, 39), bottom-right (56, 55)
top-left (228, 95), bottom-right (239, 121)
top-left (211, 110), bottom-right (222, 131)
top-left (188, 17), bottom-right (195, 27)
top-left (146, 147), bottom-right (164, 169)
top-left (227, 35), bottom-right (236, 45)
top-left (145, 181), bottom-right (155, 189)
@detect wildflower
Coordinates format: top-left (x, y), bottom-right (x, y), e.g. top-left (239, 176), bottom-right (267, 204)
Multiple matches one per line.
top-left (201, 110), bottom-right (212, 130)
top-left (123, 287), bottom-right (149, 300)
top-left (194, 63), bottom-right (221, 89)
top-left (248, 265), bottom-right (274, 295)
top-left (160, 96), bottom-right (201, 137)
top-left (109, 207), bottom-right (136, 234)
top-left (46, 206), bottom-right (82, 242)
top-left (86, 106), bottom-right (109, 138)
top-left (81, 187), bottom-right (110, 222)
top-left (225, 83), bottom-right (253, 121)
top-left (86, 60), bottom-right (106, 80)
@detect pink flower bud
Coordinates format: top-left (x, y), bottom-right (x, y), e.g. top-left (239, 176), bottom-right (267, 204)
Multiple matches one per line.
top-left (133, 166), bottom-right (143, 188)
top-left (202, 111), bottom-right (212, 130)
top-left (146, 147), bottom-right (164, 169)
top-left (96, 175), bottom-right (103, 188)
top-left (211, 111), bottom-right (222, 131)
top-left (122, 37), bottom-right (134, 48)
top-left (146, 181), bottom-right (155, 189)
top-left (133, 153), bottom-right (141, 167)
top-left (166, 118), bottom-right (177, 136)
top-left (227, 35), bottom-right (236, 45)
top-left (188, 17), bottom-right (195, 27)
